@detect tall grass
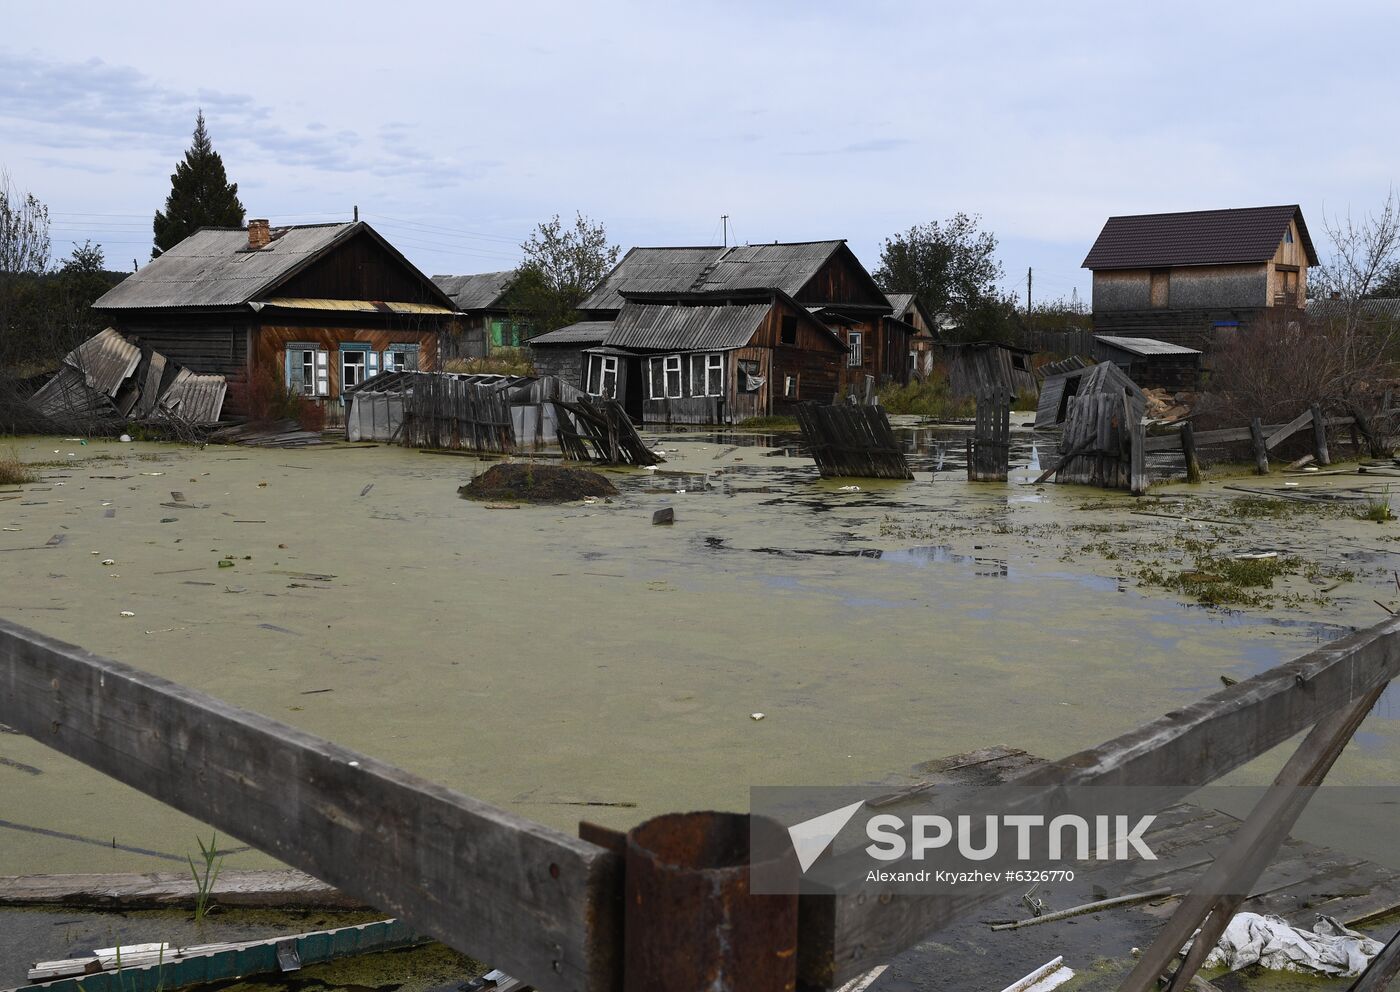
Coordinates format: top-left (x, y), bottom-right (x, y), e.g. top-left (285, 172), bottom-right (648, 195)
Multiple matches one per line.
top-left (445, 347), bottom-right (535, 377)
top-left (878, 378), bottom-right (975, 418)
top-left (0, 448), bottom-right (38, 486)
top-left (188, 833), bottom-right (224, 923)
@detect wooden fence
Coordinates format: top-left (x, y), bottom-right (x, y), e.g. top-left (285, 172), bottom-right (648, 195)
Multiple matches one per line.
top-left (400, 376), bottom-right (514, 452)
top-left (794, 403), bottom-right (913, 480)
top-left (1018, 327), bottom-right (1094, 358)
top-left (5, 610), bottom-right (1400, 991)
top-left (967, 385), bottom-right (1011, 482)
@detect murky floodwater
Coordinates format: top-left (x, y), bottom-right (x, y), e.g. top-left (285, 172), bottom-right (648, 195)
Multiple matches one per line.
top-left (1, 425), bottom-right (1398, 880)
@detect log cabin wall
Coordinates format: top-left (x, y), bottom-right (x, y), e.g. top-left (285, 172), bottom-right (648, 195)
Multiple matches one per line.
top-left (751, 297), bottom-right (846, 410)
top-left (273, 229), bottom-right (443, 303)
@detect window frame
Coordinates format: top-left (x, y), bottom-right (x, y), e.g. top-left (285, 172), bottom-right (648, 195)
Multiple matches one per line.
top-left (663, 355), bottom-right (682, 398)
top-left (383, 343), bottom-right (419, 372)
top-left (847, 330), bottom-right (863, 367)
top-left (586, 353), bottom-right (619, 398)
top-left (285, 342), bottom-right (329, 397)
top-left (783, 373), bottom-right (799, 399)
top-left (705, 353), bottom-right (724, 397)
top-left (339, 343), bottom-right (375, 396)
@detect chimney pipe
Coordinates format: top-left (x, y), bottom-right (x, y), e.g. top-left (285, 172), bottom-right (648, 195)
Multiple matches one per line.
top-left (247, 219), bottom-right (271, 250)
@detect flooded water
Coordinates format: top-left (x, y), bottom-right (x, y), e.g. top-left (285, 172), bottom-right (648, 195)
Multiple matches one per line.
top-left (1, 428), bottom-right (1398, 878)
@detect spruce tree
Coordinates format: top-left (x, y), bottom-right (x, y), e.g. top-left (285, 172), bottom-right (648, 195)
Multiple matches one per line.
top-left (151, 111), bottom-right (246, 257)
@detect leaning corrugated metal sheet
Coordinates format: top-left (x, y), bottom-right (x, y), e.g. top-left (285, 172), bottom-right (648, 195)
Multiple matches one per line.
top-left (157, 369), bottom-right (227, 424)
top-left (65, 328), bottom-right (143, 397)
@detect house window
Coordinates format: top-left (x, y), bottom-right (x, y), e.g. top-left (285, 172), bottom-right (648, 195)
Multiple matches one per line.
top-left (738, 359), bottom-right (763, 393)
top-left (648, 356), bottom-right (683, 399)
top-left (286, 344), bottom-right (329, 396)
top-left (847, 331), bottom-right (863, 367)
top-left (586, 354), bottom-right (618, 398)
top-left (706, 353), bottom-right (723, 396)
top-left (780, 315), bottom-right (798, 345)
top-left (1285, 229), bottom-right (1294, 244)
top-left (688, 353), bottom-right (724, 396)
top-left (340, 345), bottom-right (376, 394)
top-left (383, 344), bottom-right (419, 372)
top-left (784, 374), bottom-right (799, 399)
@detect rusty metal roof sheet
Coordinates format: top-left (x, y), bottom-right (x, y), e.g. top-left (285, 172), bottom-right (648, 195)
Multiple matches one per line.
top-left (431, 271), bottom-right (515, 311)
top-left (64, 328), bottom-right (143, 397)
top-left (605, 301), bottom-right (771, 352)
top-left (156, 368), bottom-right (227, 424)
top-left (1082, 205), bottom-right (1318, 270)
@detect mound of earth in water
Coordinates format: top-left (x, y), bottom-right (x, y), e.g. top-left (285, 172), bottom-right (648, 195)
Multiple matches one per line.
top-left (458, 462), bottom-right (618, 503)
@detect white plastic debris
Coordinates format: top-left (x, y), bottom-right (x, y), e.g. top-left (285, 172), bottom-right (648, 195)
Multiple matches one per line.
top-left (119, 434), bottom-right (132, 443)
top-left (101, 559), bottom-right (115, 566)
top-left (750, 712), bottom-right (765, 721)
top-left (998, 955), bottom-right (1073, 992)
top-left (838, 485), bottom-right (861, 492)
top-left (119, 611), bottom-right (135, 618)
top-left (1184, 913), bottom-right (1382, 977)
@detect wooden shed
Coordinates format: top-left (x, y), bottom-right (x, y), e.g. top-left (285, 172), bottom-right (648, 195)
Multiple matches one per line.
top-left (1092, 335), bottom-right (1202, 392)
top-left (943, 341), bottom-right (1037, 400)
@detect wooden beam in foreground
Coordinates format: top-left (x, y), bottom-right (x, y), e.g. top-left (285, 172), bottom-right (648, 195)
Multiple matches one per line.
top-left (801, 614), bottom-right (1400, 988)
top-left (0, 617), bottom-right (621, 992)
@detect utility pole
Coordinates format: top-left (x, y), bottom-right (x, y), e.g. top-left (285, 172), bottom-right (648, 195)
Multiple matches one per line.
top-left (353, 205), bottom-right (359, 222)
top-left (1026, 266), bottom-right (1033, 315)
top-left (721, 214), bottom-right (729, 247)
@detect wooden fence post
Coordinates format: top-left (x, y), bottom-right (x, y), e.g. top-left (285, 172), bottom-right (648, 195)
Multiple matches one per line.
top-left (1250, 417), bottom-right (1269, 474)
top-left (1129, 402), bottom-right (1147, 496)
top-left (1180, 422), bottom-right (1201, 484)
top-left (1311, 404), bottom-right (1331, 466)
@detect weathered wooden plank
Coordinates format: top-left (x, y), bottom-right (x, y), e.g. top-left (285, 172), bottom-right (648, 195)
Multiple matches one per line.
top-left (1264, 408), bottom-right (1315, 450)
top-left (802, 614), bottom-right (1400, 988)
top-left (0, 617), bottom-right (620, 992)
top-left (0, 869), bottom-right (365, 910)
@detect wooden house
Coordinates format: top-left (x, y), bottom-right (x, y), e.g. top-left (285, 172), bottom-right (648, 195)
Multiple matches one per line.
top-left (568, 239), bottom-right (903, 394)
top-left (885, 292), bottom-right (938, 378)
top-left (1091, 335), bottom-right (1202, 392)
top-left (432, 270), bottom-right (528, 359)
top-left (943, 341), bottom-right (1037, 400)
top-left (93, 220), bottom-right (456, 420)
top-left (533, 289), bottom-right (846, 424)
top-left (1083, 205), bottom-right (1317, 351)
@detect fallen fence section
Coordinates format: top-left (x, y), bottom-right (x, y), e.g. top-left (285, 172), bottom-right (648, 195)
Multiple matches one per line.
top-left (795, 403), bottom-right (913, 479)
top-left (552, 398), bottom-right (662, 466)
top-left (400, 374), bottom-right (515, 452)
top-left (0, 618), bottom-right (620, 992)
top-left (20, 919), bottom-right (422, 992)
top-left (0, 868), bottom-right (364, 911)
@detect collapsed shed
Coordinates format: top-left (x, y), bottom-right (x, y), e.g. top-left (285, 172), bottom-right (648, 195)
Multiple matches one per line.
top-left (1035, 361), bottom-right (1145, 430)
top-left (29, 328), bottom-right (226, 430)
top-left (943, 341), bottom-right (1037, 401)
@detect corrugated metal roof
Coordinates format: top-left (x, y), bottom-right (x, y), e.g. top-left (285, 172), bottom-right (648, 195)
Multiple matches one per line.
top-left (693, 241), bottom-right (844, 294)
top-left (431, 271), bottom-right (516, 311)
top-left (65, 327), bottom-right (143, 396)
top-left (1082, 205), bottom-right (1318, 270)
top-left (605, 301), bottom-right (770, 352)
top-left (529, 320), bottom-right (615, 346)
top-left (1308, 297), bottom-right (1400, 323)
top-left (259, 297), bottom-right (455, 315)
top-left (885, 293), bottom-right (914, 316)
top-left (1094, 335), bottom-right (1202, 356)
top-left (95, 224), bottom-right (356, 309)
top-left (579, 246), bottom-right (725, 312)
top-left (156, 368), bottom-right (227, 424)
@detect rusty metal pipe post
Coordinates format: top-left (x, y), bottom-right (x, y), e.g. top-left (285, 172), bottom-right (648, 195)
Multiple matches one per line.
top-left (623, 811), bottom-right (798, 992)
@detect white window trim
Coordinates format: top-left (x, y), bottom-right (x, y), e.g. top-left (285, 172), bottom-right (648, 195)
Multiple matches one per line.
top-left (286, 342), bottom-right (329, 397)
top-left (587, 354), bottom-right (618, 398)
top-left (705, 353), bottom-right (724, 397)
top-left (340, 345), bottom-right (372, 395)
top-left (847, 331), bottom-right (863, 367)
top-left (662, 355), bottom-right (682, 399)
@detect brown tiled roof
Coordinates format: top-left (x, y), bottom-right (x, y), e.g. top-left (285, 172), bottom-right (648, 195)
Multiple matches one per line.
top-left (1082, 205), bottom-right (1317, 270)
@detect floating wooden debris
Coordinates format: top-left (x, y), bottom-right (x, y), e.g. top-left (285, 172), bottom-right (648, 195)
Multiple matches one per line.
top-left (207, 419), bottom-right (324, 448)
top-left (794, 402), bottom-right (912, 479)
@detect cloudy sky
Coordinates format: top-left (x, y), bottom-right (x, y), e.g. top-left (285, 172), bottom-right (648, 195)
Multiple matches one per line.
top-left (4, 1), bottom-right (1397, 303)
